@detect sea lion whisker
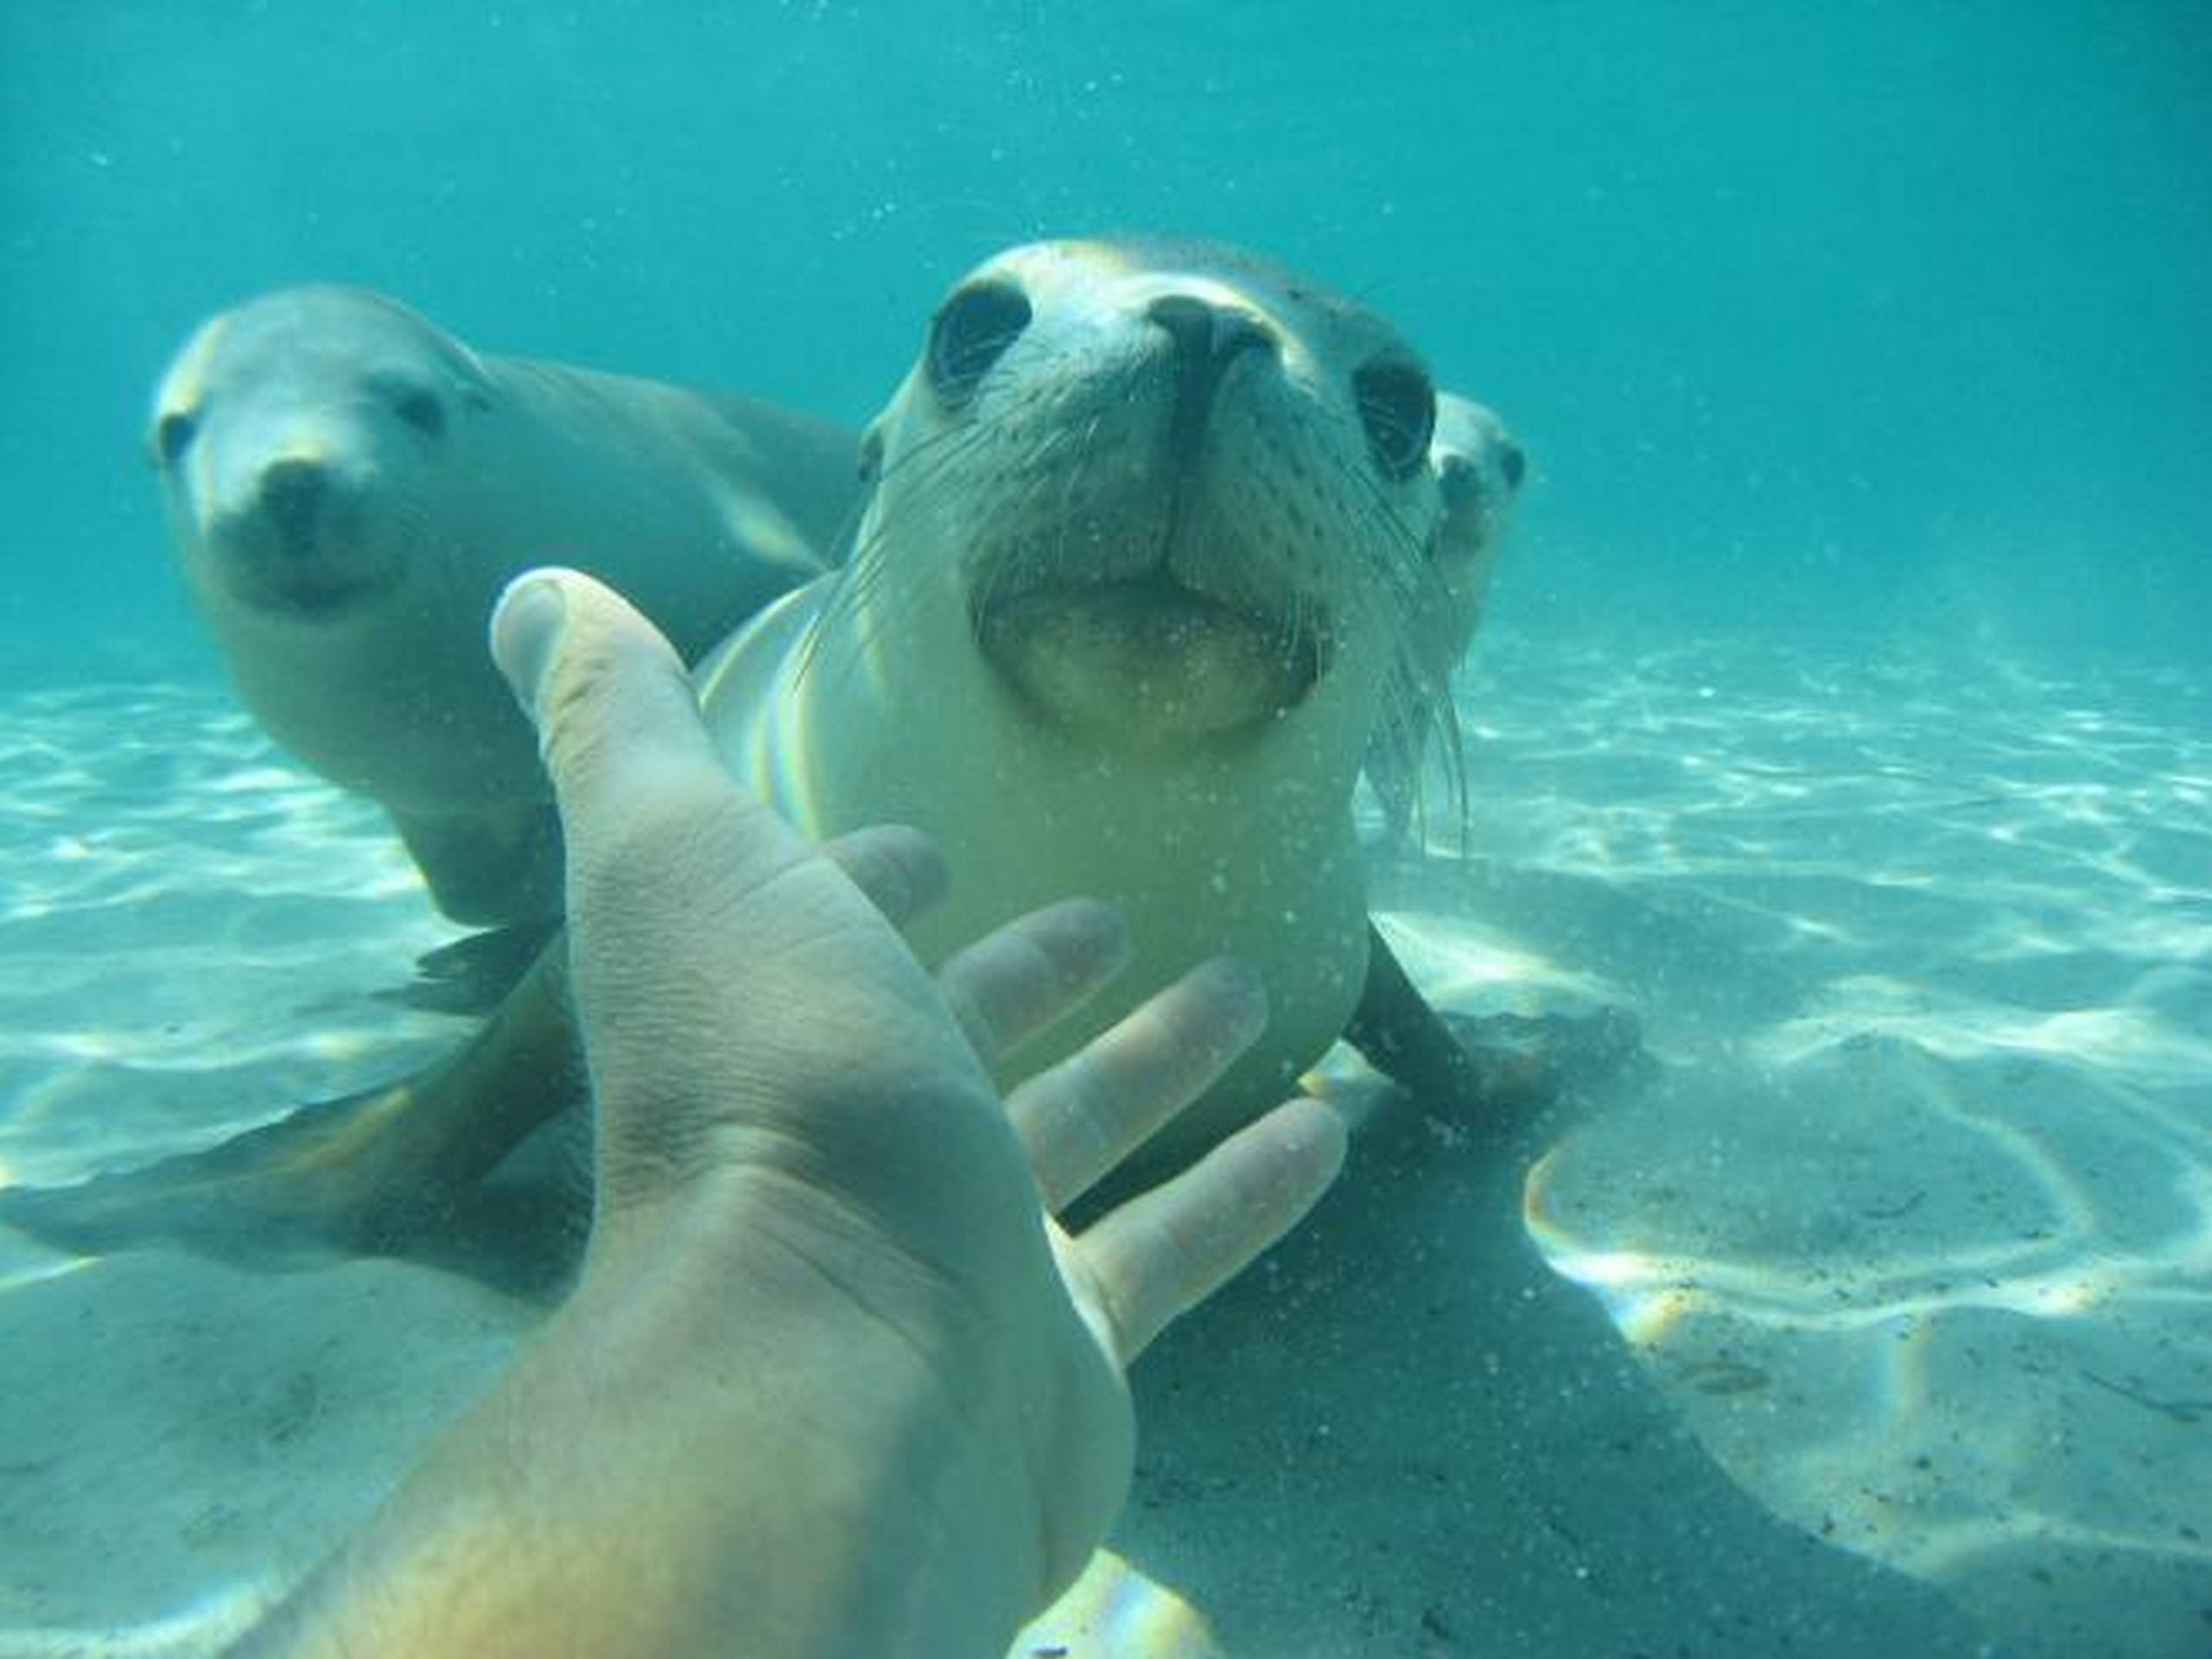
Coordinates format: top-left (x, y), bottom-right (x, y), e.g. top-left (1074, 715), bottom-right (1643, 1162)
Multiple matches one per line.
top-left (1322, 447), bottom-right (1433, 601)
top-left (1037, 410), bottom-right (1101, 582)
top-left (795, 419), bottom-right (1006, 692)
top-left (1287, 588), bottom-right (1319, 682)
top-left (1325, 473), bottom-right (1470, 846)
top-left (845, 416), bottom-right (1021, 677)
top-left (966, 435), bottom-right (1081, 645)
top-left (1381, 634), bottom-right (1471, 848)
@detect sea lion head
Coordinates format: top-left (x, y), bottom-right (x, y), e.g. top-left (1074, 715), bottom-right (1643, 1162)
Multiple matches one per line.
top-left (837, 237), bottom-right (1509, 760)
top-left (150, 287), bottom-right (497, 621)
top-left (1362, 392), bottom-right (1529, 832)
top-left (1427, 392), bottom-right (1527, 658)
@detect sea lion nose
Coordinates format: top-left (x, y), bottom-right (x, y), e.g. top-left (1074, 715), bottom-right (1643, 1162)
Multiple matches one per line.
top-left (1147, 294), bottom-right (1270, 382)
top-left (258, 457), bottom-right (325, 545)
top-left (1147, 295), bottom-right (1271, 450)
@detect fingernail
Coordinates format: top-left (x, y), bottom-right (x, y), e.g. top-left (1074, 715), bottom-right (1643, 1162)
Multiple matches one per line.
top-left (491, 573), bottom-right (568, 715)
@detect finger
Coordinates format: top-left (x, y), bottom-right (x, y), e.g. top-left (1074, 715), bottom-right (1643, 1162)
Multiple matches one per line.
top-left (820, 825), bottom-right (946, 932)
top-left (1077, 1096), bottom-right (1346, 1366)
top-left (936, 899), bottom-right (1129, 1065)
top-left (489, 569), bottom-right (741, 850)
top-left (1008, 957), bottom-right (1268, 1212)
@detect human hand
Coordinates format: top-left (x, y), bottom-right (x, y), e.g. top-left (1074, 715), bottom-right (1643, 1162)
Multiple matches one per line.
top-left (491, 567), bottom-right (1345, 1645)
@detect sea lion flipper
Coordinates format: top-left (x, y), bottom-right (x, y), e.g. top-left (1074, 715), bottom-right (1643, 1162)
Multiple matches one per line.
top-left (0, 1077), bottom-right (472, 1267)
top-left (385, 916), bottom-right (565, 1015)
top-left (1344, 925), bottom-right (1648, 1132)
top-left (1344, 924), bottom-right (1545, 1122)
top-left (0, 948), bottom-right (587, 1279)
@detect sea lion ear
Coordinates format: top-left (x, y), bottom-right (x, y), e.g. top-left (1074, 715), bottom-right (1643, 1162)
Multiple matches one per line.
top-left (857, 422), bottom-right (886, 486)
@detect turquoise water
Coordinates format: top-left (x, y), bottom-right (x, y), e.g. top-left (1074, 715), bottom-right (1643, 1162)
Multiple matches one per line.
top-left (2, 5), bottom-right (2209, 1656)
top-left (4, 3), bottom-right (2209, 675)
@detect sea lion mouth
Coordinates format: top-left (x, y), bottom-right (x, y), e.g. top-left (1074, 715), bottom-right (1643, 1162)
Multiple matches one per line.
top-left (974, 576), bottom-right (1327, 739)
top-left (237, 573), bottom-right (390, 620)
top-left (218, 544), bottom-right (401, 621)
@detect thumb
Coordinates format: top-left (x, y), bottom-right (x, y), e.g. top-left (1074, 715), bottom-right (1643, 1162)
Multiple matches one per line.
top-left (489, 568), bottom-right (734, 849)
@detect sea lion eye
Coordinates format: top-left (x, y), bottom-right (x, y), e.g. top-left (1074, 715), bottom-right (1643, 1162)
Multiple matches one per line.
top-left (394, 389), bottom-right (446, 436)
top-left (1499, 442), bottom-right (1527, 490)
top-left (155, 410), bottom-right (196, 466)
top-left (928, 281), bottom-right (1032, 404)
top-left (1353, 356), bottom-right (1436, 482)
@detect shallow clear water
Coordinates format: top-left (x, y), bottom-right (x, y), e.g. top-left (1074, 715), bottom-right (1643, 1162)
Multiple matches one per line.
top-left (2, 6), bottom-right (2208, 1657)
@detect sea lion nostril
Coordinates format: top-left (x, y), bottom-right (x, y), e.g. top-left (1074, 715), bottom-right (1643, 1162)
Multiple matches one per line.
top-left (258, 458), bottom-right (326, 539)
top-left (1148, 295), bottom-right (1271, 461)
top-left (1146, 294), bottom-right (1269, 376)
top-left (1146, 294), bottom-right (1210, 358)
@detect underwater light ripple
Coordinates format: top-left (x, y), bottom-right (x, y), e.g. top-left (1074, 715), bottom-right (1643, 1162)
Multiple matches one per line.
top-left (0, 1575), bottom-right (270, 1657)
top-left (1521, 1147), bottom-right (2176, 1344)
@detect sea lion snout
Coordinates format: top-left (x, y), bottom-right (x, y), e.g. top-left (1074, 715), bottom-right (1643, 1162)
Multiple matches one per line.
top-left (1147, 292), bottom-right (1275, 461)
top-left (257, 455), bottom-right (328, 551)
top-left (200, 436), bottom-right (396, 615)
top-left (1145, 292), bottom-right (1273, 367)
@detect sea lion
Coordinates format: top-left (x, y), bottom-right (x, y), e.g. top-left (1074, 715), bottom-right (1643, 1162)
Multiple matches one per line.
top-left (699, 238), bottom-right (1531, 1160)
top-left (1363, 391), bottom-right (1528, 834)
top-left (152, 286), bottom-right (860, 929)
top-left (3, 237), bottom-right (1623, 1273)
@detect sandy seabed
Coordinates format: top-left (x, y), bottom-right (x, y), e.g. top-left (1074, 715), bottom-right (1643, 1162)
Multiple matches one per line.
top-left (2, 636), bottom-right (2206, 1658)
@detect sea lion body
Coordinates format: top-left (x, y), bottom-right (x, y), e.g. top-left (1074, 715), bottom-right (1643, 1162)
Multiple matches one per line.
top-left (702, 238), bottom-right (1514, 1154)
top-left (705, 575), bottom-right (1377, 1151)
top-left (153, 287), bottom-right (858, 925)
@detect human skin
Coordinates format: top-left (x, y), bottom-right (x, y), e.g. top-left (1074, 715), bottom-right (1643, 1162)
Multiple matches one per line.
top-left (228, 569), bottom-right (1346, 1658)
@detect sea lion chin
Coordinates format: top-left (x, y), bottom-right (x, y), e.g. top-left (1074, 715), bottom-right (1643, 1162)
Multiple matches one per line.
top-left (976, 577), bottom-right (1325, 740)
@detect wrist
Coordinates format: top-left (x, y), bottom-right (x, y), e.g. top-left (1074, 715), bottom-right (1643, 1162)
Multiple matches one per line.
top-left (537, 1185), bottom-right (1051, 1655)
top-left (245, 1177), bottom-right (1046, 1659)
